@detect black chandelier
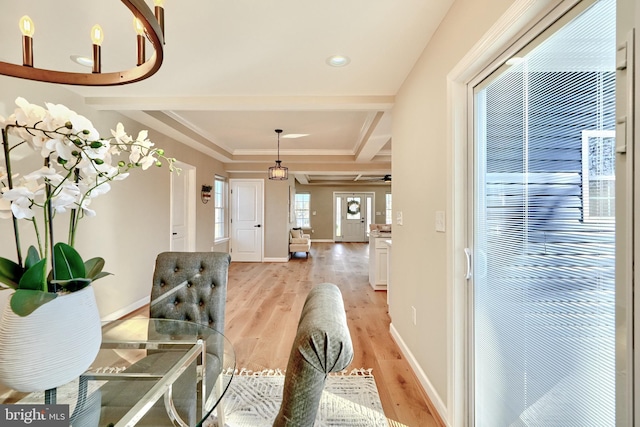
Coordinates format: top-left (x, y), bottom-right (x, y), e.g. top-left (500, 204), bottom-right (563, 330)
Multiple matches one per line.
top-left (268, 129), bottom-right (288, 180)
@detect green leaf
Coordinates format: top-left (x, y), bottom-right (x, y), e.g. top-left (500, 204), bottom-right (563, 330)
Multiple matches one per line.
top-left (50, 278), bottom-right (92, 293)
top-left (84, 257), bottom-right (106, 280)
top-left (10, 289), bottom-right (57, 316)
top-left (52, 243), bottom-right (85, 281)
top-left (0, 257), bottom-right (23, 289)
top-left (91, 271), bottom-right (112, 282)
top-left (18, 259), bottom-right (47, 291)
top-left (24, 246), bottom-right (41, 270)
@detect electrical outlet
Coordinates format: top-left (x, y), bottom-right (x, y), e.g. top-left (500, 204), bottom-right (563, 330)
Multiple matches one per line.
top-left (411, 306), bottom-right (417, 325)
top-left (396, 211), bottom-right (403, 226)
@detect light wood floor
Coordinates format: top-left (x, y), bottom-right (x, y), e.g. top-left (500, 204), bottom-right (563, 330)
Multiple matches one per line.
top-left (0, 242), bottom-right (443, 426)
top-left (223, 242), bottom-right (443, 427)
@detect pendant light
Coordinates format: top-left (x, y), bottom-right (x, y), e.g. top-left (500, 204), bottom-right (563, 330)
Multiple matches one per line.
top-left (268, 129), bottom-right (288, 180)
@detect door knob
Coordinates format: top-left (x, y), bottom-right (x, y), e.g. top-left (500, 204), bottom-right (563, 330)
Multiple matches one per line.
top-left (254, 224), bottom-right (261, 228)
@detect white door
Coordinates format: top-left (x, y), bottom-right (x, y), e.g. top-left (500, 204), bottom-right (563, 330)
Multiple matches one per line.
top-left (170, 162), bottom-right (196, 251)
top-left (230, 179), bottom-right (264, 262)
top-left (334, 193), bottom-right (371, 242)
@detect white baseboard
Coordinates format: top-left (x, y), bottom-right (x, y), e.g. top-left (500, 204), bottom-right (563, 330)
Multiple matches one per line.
top-left (102, 296), bottom-right (150, 322)
top-left (390, 322), bottom-right (450, 426)
top-left (310, 239), bottom-right (335, 243)
top-left (263, 257), bottom-right (289, 263)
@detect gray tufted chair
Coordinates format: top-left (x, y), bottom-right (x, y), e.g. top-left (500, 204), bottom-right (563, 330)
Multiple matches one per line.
top-left (273, 283), bottom-right (354, 427)
top-left (98, 252), bottom-right (231, 426)
top-left (150, 251), bottom-right (231, 332)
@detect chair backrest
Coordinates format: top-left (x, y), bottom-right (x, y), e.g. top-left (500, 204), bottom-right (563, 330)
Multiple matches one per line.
top-left (150, 251), bottom-right (231, 333)
top-left (273, 283), bottom-right (354, 427)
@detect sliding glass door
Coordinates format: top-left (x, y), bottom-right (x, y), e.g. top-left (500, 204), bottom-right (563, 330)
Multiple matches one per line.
top-left (471, 0), bottom-right (616, 425)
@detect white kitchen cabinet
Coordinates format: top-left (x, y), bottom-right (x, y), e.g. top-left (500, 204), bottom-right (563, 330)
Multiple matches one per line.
top-left (368, 232), bottom-right (391, 290)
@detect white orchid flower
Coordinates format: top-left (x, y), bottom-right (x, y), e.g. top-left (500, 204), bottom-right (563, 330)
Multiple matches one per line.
top-left (44, 102), bottom-right (74, 132)
top-left (23, 166), bottom-right (66, 187)
top-left (111, 123), bottom-right (132, 147)
top-left (70, 113), bottom-right (100, 142)
top-left (79, 198), bottom-right (96, 217)
top-left (51, 184), bottom-right (81, 213)
top-left (129, 135), bottom-right (155, 166)
top-left (10, 197), bottom-right (34, 219)
top-left (3, 186), bottom-right (38, 220)
top-left (14, 97), bottom-right (46, 128)
top-left (47, 138), bottom-right (75, 163)
top-left (81, 139), bottom-right (110, 163)
top-left (88, 182), bottom-right (112, 198)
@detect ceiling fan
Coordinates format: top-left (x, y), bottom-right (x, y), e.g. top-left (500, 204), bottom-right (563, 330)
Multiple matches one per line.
top-left (357, 174), bottom-right (392, 183)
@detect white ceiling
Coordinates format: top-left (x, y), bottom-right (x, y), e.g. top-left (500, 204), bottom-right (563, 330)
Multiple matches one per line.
top-left (0, 0), bottom-right (454, 184)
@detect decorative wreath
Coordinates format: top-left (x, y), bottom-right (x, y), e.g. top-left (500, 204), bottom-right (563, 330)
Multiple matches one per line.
top-left (347, 200), bottom-right (361, 215)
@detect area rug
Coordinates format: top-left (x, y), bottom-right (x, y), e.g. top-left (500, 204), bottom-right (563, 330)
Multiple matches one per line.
top-left (211, 368), bottom-right (388, 427)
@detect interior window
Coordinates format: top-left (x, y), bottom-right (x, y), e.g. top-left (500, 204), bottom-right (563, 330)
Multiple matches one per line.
top-left (214, 176), bottom-right (227, 240)
top-left (295, 193), bottom-right (311, 228)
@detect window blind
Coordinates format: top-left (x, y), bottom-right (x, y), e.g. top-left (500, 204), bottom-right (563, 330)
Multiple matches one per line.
top-left (472, 0), bottom-right (615, 425)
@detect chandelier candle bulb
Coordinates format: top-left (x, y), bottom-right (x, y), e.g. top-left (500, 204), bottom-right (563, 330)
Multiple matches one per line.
top-left (154, 0), bottom-right (165, 38)
top-left (90, 24), bottom-right (103, 74)
top-left (19, 16), bottom-right (34, 67)
top-left (134, 18), bottom-right (146, 65)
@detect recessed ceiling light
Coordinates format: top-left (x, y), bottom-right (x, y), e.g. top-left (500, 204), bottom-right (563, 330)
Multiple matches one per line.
top-left (326, 55), bottom-right (350, 67)
top-left (70, 55), bottom-right (93, 68)
top-left (282, 134), bottom-right (309, 139)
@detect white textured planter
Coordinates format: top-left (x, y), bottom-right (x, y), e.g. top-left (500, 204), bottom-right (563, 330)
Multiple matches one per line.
top-left (0, 286), bottom-right (102, 392)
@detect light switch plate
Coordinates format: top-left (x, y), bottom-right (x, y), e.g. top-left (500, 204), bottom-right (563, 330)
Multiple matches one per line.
top-left (435, 211), bottom-right (445, 232)
top-left (396, 211), bottom-right (403, 225)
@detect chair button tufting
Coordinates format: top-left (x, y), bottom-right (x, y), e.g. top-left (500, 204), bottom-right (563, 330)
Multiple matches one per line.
top-left (173, 299), bottom-right (179, 306)
top-left (174, 267), bottom-right (179, 272)
top-left (187, 281), bottom-right (192, 288)
top-left (199, 300), bottom-right (204, 307)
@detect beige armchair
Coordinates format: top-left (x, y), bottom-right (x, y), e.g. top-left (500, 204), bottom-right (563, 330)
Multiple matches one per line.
top-left (289, 229), bottom-right (311, 258)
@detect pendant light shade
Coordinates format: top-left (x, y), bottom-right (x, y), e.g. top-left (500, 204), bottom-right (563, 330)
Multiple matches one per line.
top-left (268, 129), bottom-right (288, 180)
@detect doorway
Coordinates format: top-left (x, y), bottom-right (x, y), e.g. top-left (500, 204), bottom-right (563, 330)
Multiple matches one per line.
top-left (170, 161), bottom-right (196, 251)
top-left (469, 0), bottom-right (616, 425)
top-left (229, 179), bottom-right (264, 262)
top-left (334, 192), bottom-right (374, 242)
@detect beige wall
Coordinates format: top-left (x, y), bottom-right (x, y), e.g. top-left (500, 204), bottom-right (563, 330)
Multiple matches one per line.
top-left (391, 0), bottom-right (521, 420)
top-left (294, 184), bottom-right (391, 240)
top-left (0, 76), bottom-right (227, 320)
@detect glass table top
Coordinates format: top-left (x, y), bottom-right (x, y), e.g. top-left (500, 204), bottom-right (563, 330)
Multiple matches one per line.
top-left (1, 318), bottom-right (235, 427)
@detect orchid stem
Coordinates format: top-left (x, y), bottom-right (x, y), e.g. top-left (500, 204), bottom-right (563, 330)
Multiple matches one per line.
top-left (44, 157), bottom-right (56, 292)
top-left (2, 127), bottom-right (23, 268)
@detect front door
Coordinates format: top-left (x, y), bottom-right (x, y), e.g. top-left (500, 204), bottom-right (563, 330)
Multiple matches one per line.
top-left (334, 193), bottom-right (372, 242)
top-left (230, 179), bottom-right (264, 262)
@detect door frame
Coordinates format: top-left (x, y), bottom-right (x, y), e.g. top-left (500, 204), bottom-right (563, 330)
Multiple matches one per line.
top-left (169, 161), bottom-right (196, 251)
